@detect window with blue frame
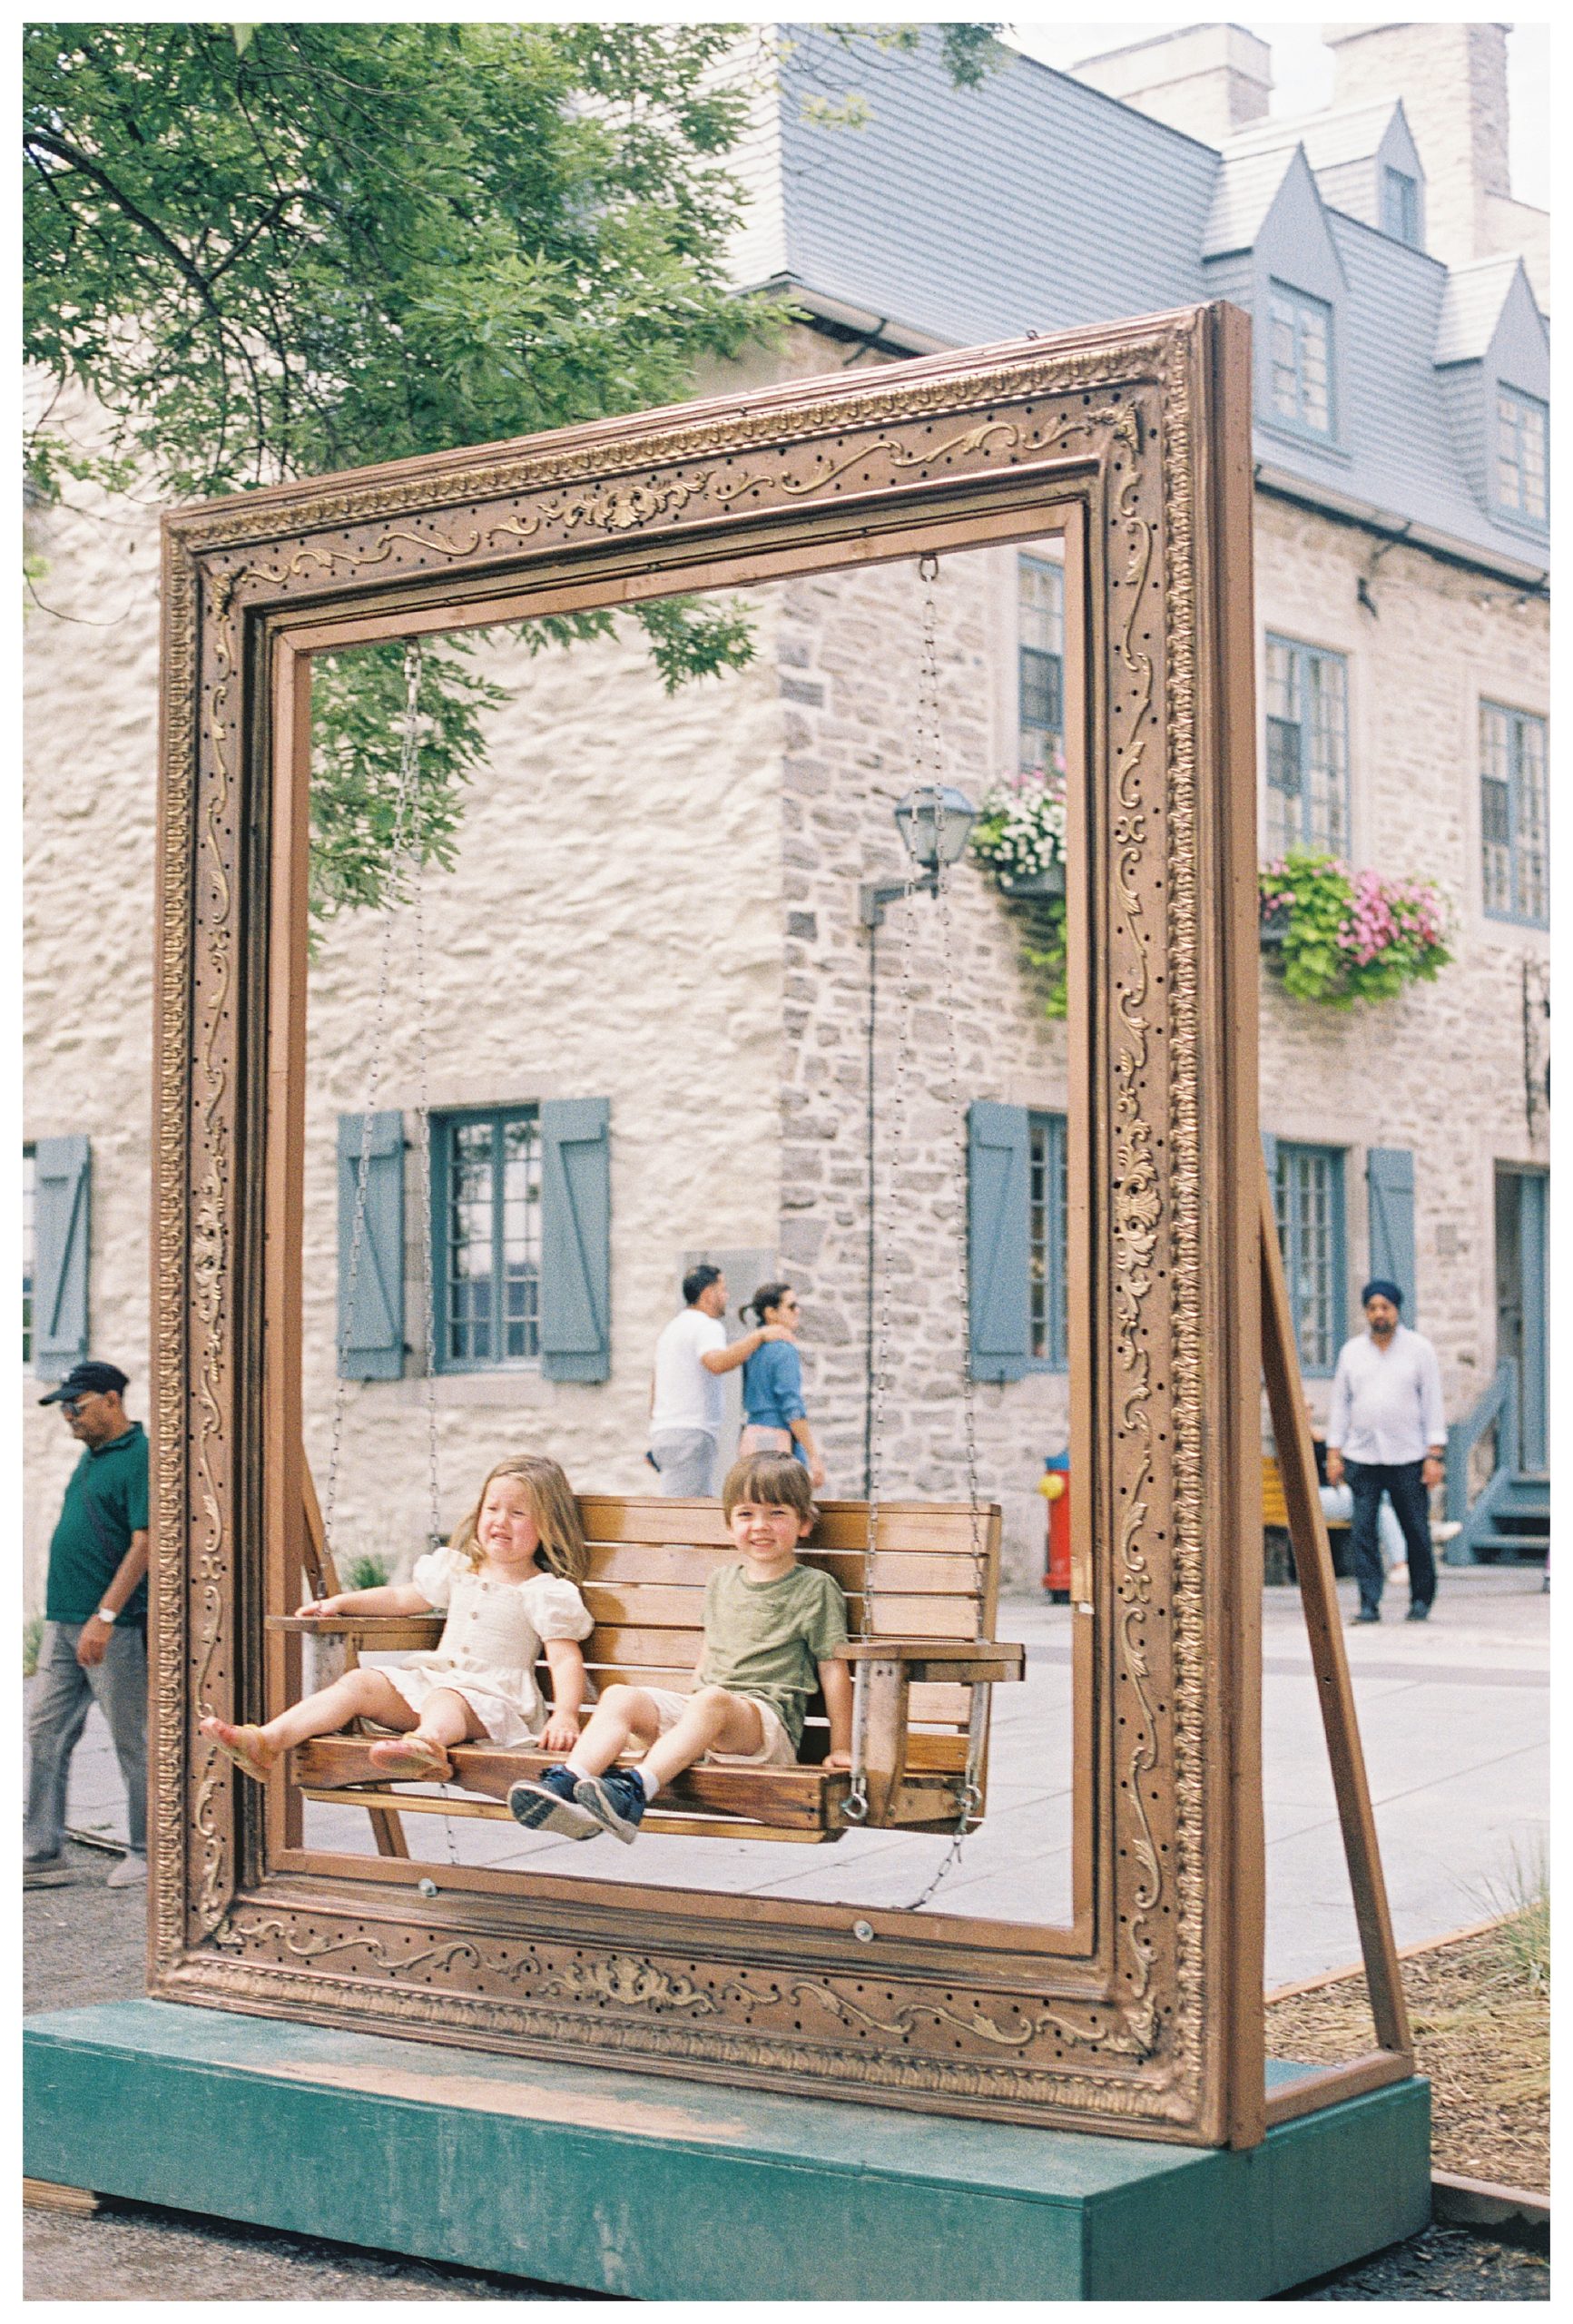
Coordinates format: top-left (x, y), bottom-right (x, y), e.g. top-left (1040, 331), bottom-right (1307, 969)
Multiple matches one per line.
top-left (433, 1107), bottom-right (542, 1368)
top-left (1495, 388), bottom-right (1548, 526)
top-left (1263, 636), bottom-right (1350, 855)
top-left (1267, 282), bottom-right (1333, 438)
top-left (1381, 167), bottom-right (1421, 249)
top-left (1480, 703), bottom-right (1548, 926)
top-left (1273, 1143), bottom-right (1346, 1374)
top-left (1018, 556), bottom-right (1064, 771)
top-left (1027, 1110), bottom-right (1067, 1368)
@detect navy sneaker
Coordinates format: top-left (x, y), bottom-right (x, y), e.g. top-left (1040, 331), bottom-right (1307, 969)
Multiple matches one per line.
top-left (1352, 1608), bottom-right (1381, 1625)
top-left (1406, 1601), bottom-right (1431, 1622)
top-left (574, 1768), bottom-right (649, 1845)
top-left (507, 1767), bottom-right (602, 1838)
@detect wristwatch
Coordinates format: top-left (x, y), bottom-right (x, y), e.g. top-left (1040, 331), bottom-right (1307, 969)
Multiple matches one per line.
top-left (96, 1605), bottom-right (119, 1624)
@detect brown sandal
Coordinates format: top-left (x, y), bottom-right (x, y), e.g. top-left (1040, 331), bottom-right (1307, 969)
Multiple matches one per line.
top-left (368, 1734), bottom-right (453, 1781)
top-left (201, 1718), bottom-right (275, 1783)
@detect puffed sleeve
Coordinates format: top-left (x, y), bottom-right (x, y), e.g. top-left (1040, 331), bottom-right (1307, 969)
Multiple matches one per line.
top-left (525, 1572), bottom-right (595, 1641)
top-left (409, 1546), bottom-right (464, 1610)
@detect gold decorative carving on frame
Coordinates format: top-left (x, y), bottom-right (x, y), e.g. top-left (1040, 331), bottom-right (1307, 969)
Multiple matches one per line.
top-left (1157, 315), bottom-right (1209, 2107)
top-left (178, 338), bottom-right (1170, 567)
top-left (187, 585), bottom-right (241, 1934)
top-left (152, 310), bottom-right (1247, 2136)
top-left (152, 538), bottom-right (199, 1972)
top-left (166, 1931), bottom-right (1193, 2122)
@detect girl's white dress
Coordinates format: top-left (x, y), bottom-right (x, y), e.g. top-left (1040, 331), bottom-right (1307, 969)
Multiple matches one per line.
top-left (379, 1547), bottom-right (593, 1748)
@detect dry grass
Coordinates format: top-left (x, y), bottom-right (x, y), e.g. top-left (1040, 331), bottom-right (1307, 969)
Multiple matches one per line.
top-left (1266, 1905), bottom-right (1549, 2194)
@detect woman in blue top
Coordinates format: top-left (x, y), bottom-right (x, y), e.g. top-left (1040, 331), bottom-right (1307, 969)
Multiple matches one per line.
top-left (737, 1281), bottom-right (825, 1488)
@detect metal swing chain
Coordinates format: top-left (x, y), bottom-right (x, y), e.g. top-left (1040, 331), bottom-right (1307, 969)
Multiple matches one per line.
top-left (398, 645), bottom-right (460, 1875)
top-left (846, 572), bottom-right (930, 1827)
top-left (321, 646), bottom-right (424, 1560)
top-left (315, 645), bottom-right (458, 1876)
top-left (893, 555), bottom-right (988, 1912)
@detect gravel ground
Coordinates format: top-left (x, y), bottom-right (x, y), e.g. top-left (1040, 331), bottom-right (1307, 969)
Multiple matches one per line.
top-left (1267, 1915), bottom-right (1549, 2193)
top-left (25, 1843), bottom-right (1550, 2301)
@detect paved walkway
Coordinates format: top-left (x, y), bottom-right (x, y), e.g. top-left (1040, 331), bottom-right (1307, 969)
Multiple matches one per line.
top-left (32, 1565), bottom-right (1547, 1986)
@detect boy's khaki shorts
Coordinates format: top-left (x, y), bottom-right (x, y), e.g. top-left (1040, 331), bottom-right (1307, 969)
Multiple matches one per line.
top-left (636, 1685), bottom-right (797, 1768)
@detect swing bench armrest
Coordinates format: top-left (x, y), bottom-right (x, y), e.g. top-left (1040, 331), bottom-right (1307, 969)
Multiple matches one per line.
top-left (835, 1637), bottom-right (1026, 1685)
top-left (266, 1613), bottom-right (446, 1651)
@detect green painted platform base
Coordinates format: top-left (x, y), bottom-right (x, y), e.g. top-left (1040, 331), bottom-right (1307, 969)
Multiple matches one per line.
top-left (25, 2002), bottom-right (1430, 2300)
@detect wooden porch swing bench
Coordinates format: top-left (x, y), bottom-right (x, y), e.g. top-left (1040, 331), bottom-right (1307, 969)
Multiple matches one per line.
top-left (275, 1494), bottom-right (1026, 1844)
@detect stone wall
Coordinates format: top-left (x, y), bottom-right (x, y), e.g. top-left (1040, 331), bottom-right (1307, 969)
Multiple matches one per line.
top-left (1253, 490), bottom-right (1549, 1428)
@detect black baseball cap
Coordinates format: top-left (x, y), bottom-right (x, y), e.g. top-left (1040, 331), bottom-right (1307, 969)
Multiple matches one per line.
top-left (39, 1360), bottom-right (130, 1406)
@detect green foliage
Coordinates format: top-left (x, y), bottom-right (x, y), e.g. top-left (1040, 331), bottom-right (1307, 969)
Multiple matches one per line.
top-left (1017, 897), bottom-right (1068, 1023)
top-left (25, 22), bottom-right (772, 498)
top-left (25, 21), bottom-right (989, 922)
top-left (820, 23), bottom-right (1003, 91)
top-left (1475, 1841), bottom-right (1549, 1999)
top-left (344, 1551), bottom-right (390, 1592)
top-left (1259, 852), bottom-right (1452, 1009)
top-left (24, 1614), bottom-right (44, 1679)
top-left (25, 20), bottom-right (779, 921)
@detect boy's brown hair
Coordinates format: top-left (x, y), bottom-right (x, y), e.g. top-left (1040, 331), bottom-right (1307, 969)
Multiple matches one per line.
top-left (721, 1452), bottom-right (818, 1529)
top-left (448, 1453), bottom-right (589, 1581)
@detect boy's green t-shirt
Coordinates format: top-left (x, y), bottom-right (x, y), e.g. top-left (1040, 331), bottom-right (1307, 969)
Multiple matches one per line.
top-left (696, 1560), bottom-right (849, 1749)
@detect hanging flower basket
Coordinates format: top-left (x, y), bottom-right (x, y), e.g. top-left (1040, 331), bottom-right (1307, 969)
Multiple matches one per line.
top-left (1259, 852), bottom-right (1452, 1008)
top-left (969, 761), bottom-right (1067, 886)
top-left (998, 860), bottom-right (1067, 901)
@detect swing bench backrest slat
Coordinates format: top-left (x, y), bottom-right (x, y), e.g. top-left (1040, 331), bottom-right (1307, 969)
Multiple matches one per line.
top-left (575, 1495), bottom-right (1000, 1749)
top-left (286, 1492), bottom-right (1019, 1837)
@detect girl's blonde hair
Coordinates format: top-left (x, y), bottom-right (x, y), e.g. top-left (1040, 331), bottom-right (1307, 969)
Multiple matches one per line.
top-left (448, 1454), bottom-right (589, 1582)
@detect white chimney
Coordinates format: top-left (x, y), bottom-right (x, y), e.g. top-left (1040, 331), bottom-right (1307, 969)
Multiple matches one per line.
top-left (1322, 23), bottom-right (1511, 271)
top-left (1071, 23), bottom-right (1272, 145)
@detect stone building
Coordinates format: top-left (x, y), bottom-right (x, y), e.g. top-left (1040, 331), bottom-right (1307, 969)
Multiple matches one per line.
top-left (25, 23), bottom-right (1548, 1597)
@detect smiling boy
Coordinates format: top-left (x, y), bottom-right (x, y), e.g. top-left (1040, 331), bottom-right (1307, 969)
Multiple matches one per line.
top-left (508, 1452), bottom-right (851, 1842)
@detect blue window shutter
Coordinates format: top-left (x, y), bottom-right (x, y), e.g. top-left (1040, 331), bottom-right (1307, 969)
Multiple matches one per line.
top-left (34, 1135), bottom-right (91, 1380)
top-left (968, 1103), bottom-right (1030, 1383)
top-left (1366, 1147), bottom-right (1416, 1321)
top-left (539, 1099), bottom-right (611, 1383)
top-left (337, 1112), bottom-right (405, 1380)
top-left (1261, 1130), bottom-right (1279, 1191)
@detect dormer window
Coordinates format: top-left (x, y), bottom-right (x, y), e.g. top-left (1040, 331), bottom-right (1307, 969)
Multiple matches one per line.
top-left (1497, 388), bottom-right (1548, 525)
top-left (1381, 167), bottom-right (1421, 250)
top-left (1268, 282), bottom-right (1332, 438)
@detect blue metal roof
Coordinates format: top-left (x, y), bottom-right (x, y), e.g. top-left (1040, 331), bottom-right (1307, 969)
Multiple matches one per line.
top-left (739, 28), bottom-right (1547, 576)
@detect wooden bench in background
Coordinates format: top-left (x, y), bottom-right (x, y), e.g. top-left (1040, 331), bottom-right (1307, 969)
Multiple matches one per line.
top-left (275, 1495), bottom-right (1025, 1846)
top-left (1264, 1452), bottom-right (1349, 1584)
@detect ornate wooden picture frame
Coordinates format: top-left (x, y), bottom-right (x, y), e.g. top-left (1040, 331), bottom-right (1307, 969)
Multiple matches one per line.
top-left (151, 302), bottom-right (1266, 2144)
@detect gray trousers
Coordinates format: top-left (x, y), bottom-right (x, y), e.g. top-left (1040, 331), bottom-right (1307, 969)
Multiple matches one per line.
top-left (25, 1620), bottom-right (148, 1861)
top-left (648, 1429), bottom-right (719, 1498)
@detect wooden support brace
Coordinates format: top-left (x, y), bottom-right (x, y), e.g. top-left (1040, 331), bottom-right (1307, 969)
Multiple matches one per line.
top-left (1259, 1167), bottom-right (1412, 2069)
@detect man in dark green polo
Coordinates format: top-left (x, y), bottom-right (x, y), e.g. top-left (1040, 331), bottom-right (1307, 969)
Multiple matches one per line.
top-left (25, 1361), bottom-right (151, 1888)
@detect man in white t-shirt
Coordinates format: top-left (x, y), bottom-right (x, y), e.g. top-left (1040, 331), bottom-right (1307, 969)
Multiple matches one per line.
top-left (648, 1267), bottom-right (785, 1498)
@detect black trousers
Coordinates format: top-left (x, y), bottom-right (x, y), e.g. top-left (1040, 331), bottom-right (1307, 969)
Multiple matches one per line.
top-left (1345, 1458), bottom-right (1435, 1615)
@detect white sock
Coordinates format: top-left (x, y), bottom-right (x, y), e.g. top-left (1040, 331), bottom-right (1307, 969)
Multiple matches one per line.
top-left (636, 1764), bottom-right (660, 1800)
top-left (564, 1758), bottom-right (594, 1784)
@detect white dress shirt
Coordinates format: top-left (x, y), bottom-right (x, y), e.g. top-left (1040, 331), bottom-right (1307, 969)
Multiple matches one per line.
top-left (1326, 1324), bottom-right (1445, 1466)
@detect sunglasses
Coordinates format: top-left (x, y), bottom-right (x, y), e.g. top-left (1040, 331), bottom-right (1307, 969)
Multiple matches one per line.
top-left (59, 1393), bottom-right (100, 1416)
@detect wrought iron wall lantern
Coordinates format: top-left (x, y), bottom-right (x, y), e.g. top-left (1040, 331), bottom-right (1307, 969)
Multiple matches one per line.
top-left (860, 783), bottom-right (978, 929)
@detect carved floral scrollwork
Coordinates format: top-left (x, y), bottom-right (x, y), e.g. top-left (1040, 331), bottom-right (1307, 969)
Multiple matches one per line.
top-left (154, 313), bottom-right (1234, 2132)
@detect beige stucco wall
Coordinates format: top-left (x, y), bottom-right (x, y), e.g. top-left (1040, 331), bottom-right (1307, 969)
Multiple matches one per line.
top-left (300, 615), bottom-right (785, 1574)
